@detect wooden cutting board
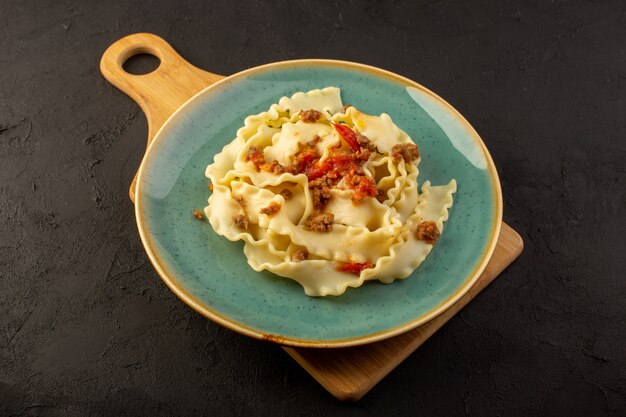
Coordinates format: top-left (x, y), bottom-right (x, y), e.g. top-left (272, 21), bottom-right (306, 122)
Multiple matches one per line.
top-left (101, 33), bottom-right (524, 401)
top-left (283, 222), bottom-right (522, 400)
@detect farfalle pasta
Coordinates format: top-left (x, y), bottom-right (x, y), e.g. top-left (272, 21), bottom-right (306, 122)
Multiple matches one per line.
top-left (204, 87), bottom-right (456, 296)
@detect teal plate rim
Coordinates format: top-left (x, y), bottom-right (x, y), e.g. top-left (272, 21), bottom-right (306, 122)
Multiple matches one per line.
top-left (135, 59), bottom-right (503, 348)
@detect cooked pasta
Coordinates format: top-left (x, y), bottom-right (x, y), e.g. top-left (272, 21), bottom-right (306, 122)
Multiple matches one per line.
top-left (204, 87), bottom-right (456, 296)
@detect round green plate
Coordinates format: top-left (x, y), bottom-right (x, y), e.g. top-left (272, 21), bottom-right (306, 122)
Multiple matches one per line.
top-left (135, 60), bottom-right (502, 348)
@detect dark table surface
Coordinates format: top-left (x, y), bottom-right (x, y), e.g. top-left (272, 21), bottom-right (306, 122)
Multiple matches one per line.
top-left (1, 1), bottom-right (625, 416)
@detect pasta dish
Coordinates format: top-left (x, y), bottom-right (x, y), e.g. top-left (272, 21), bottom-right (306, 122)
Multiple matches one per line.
top-left (204, 87), bottom-right (456, 296)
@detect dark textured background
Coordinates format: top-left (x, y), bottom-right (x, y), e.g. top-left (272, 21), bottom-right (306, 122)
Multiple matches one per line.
top-left (1, 0), bottom-right (625, 415)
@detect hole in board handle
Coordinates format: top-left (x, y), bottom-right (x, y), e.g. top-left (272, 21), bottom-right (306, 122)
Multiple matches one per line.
top-left (122, 53), bottom-right (161, 75)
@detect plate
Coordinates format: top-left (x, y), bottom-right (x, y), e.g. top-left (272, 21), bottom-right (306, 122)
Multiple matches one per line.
top-left (135, 60), bottom-right (502, 347)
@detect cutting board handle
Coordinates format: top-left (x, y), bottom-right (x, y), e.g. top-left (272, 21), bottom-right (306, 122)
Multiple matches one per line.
top-left (100, 33), bottom-right (225, 201)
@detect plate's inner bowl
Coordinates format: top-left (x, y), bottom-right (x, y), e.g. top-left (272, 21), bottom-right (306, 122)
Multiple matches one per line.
top-left (136, 62), bottom-right (499, 345)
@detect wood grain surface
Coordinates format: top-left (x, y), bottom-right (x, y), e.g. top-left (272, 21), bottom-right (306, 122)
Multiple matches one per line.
top-left (100, 33), bottom-right (523, 402)
top-left (99, 33), bottom-right (223, 201)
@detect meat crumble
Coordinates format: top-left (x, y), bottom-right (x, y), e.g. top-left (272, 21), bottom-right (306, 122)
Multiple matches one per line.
top-left (306, 135), bottom-right (322, 147)
top-left (308, 175), bottom-right (333, 210)
top-left (245, 145), bottom-right (266, 170)
top-left (354, 148), bottom-right (371, 162)
top-left (245, 125), bottom-right (383, 235)
top-left (232, 214), bottom-right (249, 230)
top-left (287, 146), bottom-right (320, 175)
top-left (376, 189), bottom-right (387, 203)
top-left (308, 174), bottom-right (334, 189)
top-left (233, 194), bottom-right (246, 208)
top-left (337, 261), bottom-right (374, 275)
top-left (279, 189), bottom-right (293, 200)
top-left (292, 248), bottom-right (309, 262)
top-left (300, 109), bottom-right (323, 123)
top-left (304, 211), bottom-right (334, 232)
top-left (416, 220), bottom-right (440, 244)
top-left (356, 132), bottom-right (377, 152)
top-left (310, 186), bottom-right (332, 211)
top-left (391, 143), bottom-right (420, 163)
top-left (350, 176), bottom-right (377, 204)
top-left (246, 146), bottom-right (288, 174)
top-left (193, 210), bottom-right (205, 221)
top-left (259, 202), bottom-right (281, 216)
top-left (261, 160), bottom-right (285, 174)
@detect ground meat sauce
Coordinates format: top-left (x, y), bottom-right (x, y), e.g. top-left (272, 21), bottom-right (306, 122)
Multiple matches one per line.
top-left (279, 189), bottom-right (293, 200)
top-left (246, 146), bottom-right (287, 174)
top-left (337, 261), bottom-right (374, 275)
top-left (292, 248), bottom-right (309, 262)
top-left (306, 135), bottom-right (322, 147)
top-left (246, 124), bottom-right (381, 233)
top-left (232, 214), bottom-right (249, 230)
top-left (348, 174), bottom-right (377, 204)
top-left (259, 202), bottom-right (281, 216)
top-left (309, 172), bottom-right (337, 188)
top-left (416, 220), bottom-right (440, 244)
top-left (287, 146), bottom-right (319, 175)
top-left (391, 143), bottom-right (420, 163)
top-left (354, 148), bottom-right (372, 162)
top-left (308, 174), bottom-right (335, 189)
top-left (193, 210), bottom-right (204, 220)
top-left (245, 146), bottom-right (266, 170)
top-left (305, 154), bottom-right (377, 206)
top-left (376, 189), bottom-right (387, 203)
top-left (290, 125), bottom-right (379, 212)
top-left (233, 194), bottom-right (246, 207)
top-left (304, 211), bottom-right (334, 232)
top-left (262, 160), bottom-right (285, 174)
top-left (300, 109), bottom-right (323, 123)
top-left (356, 133), bottom-right (377, 152)
top-left (310, 183), bottom-right (332, 211)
